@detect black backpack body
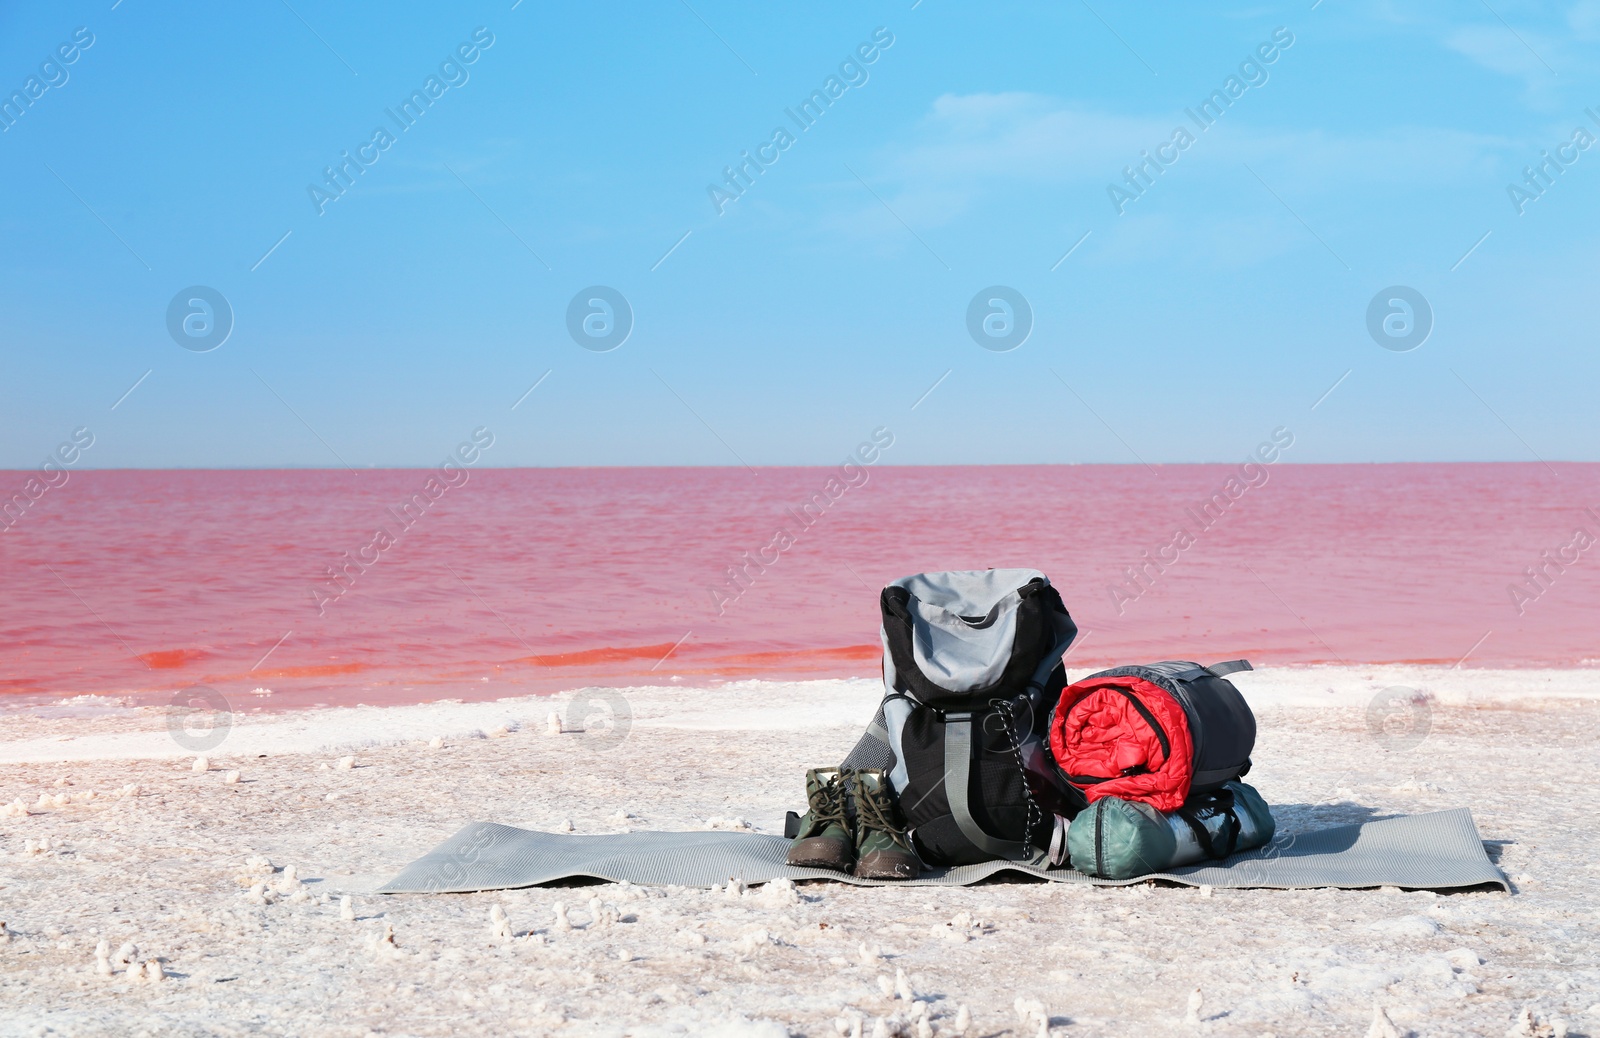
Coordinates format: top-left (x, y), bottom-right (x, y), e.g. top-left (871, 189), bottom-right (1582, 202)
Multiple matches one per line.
top-left (840, 569), bottom-right (1085, 867)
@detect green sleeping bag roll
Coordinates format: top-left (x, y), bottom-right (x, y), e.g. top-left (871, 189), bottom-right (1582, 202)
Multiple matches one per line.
top-left (1067, 781), bottom-right (1275, 880)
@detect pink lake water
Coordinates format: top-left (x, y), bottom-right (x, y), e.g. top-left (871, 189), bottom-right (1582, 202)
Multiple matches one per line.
top-left (1, 464), bottom-right (1596, 711)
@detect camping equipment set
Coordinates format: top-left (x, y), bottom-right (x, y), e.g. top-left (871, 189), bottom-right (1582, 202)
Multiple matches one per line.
top-left (786, 568), bottom-right (1275, 881)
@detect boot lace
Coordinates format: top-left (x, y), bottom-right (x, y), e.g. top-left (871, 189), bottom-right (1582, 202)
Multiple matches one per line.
top-left (851, 775), bottom-right (908, 846)
top-left (813, 773), bottom-right (849, 830)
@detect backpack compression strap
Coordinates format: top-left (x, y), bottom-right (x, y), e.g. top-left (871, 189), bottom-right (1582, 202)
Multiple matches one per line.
top-left (1206, 659), bottom-right (1253, 677)
top-left (1174, 789), bottom-right (1242, 860)
top-left (943, 712), bottom-right (1048, 865)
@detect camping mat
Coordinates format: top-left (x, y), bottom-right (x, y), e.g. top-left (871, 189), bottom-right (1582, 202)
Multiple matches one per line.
top-left (377, 807), bottom-right (1507, 893)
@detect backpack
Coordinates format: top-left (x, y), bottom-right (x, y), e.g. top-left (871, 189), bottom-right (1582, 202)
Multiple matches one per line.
top-left (839, 569), bottom-right (1085, 867)
top-left (1049, 660), bottom-right (1257, 813)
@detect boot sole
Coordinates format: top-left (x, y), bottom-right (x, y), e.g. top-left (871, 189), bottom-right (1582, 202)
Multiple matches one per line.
top-left (785, 837), bottom-right (853, 873)
top-left (853, 851), bottom-right (920, 880)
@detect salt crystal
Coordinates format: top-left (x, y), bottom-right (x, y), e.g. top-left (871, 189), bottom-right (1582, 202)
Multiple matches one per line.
top-left (552, 901), bottom-right (572, 931)
top-left (144, 959), bottom-right (165, 982)
top-left (733, 928), bottom-right (771, 955)
top-left (335, 755), bottom-right (355, 770)
top-left (2, 798), bottom-right (28, 818)
top-left (546, 712), bottom-right (563, 735)
top-left (378, 921), bottom-right (396, 947)
top-left (0, 921), bottom-right (10, 944)
top-left (340, 896), bottom-right (355, 922)
top-left (870, 1019), bottom-right (890, 1038)
top-left (95, 940), bottom-right (114, 976)
top-left (706, 816), bottom-right (753, 830)
top-left (251, 687), bottom-right (274, 696)
top-left (858, 941), bottom-right (881, 965)
top-left (1198, 885), bottom-right (1214, 898)
top-left (117, 941), bottom-right (138, 964)
top-left (192, 756), bottom-right (209, 772)
top-left (587, 897), bottom-right (618, 929)
top-left (1369, 914), bottom-right (1439, 938)
top-left (1505, 1005), bottom-right (1566, 1038)
top-left (616, 948), bottom-right (632, 962)
top-left (725, 876), bottom-right (745, 899)
top-left (490, 904), bottom-right (513, 940)
top-left (1015, 997), bottom-right (1047, 1029)
top-left (428, 736), bottom-right (444, 749)
top-left (223, 771), bottom-right (240, 784)
top-left (894, 967), bottom-right (914, 1001)
top-left (559, 819), bottom-right (574, 833)
top-left (877, 975), bottom-right (895, 998)
top-left (1185, 987), bottom-right (1204, 1026)
top-left (953, 1005), bottom-right (972, 1035)
top-left (1367, 1003), bottom-right (1403, 1038)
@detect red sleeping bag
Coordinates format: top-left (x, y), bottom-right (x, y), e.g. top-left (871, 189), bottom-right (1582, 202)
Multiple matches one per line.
top-left (1048, 675), bottom-right (1194, 812)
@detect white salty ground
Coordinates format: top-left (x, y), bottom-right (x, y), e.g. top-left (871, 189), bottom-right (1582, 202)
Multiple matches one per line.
top-left (2, 666), bottom-right (1599, 1038)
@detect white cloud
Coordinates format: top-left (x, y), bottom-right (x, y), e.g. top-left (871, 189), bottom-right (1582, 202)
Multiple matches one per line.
top-left (885, 92), bottom-right (1174, 186)
top-left (798, 92), bottom-right (1525, 267)
top-left (1442, 23), bottom-right (1563, 87)
top-left (852, 92), bottom-right (1516, 215)
top-left (1569, 0), bottom-right (1600, 37)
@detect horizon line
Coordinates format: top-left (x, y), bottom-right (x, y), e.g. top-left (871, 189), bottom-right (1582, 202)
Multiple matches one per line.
top-left (0, 459), bottom-right (1588, 474)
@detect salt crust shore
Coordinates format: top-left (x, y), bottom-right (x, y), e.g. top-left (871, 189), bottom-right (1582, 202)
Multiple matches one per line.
top-left (3, 666), bottom-right (1599, 1037)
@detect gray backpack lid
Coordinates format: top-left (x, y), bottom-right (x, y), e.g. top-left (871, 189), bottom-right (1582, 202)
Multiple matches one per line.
top-left (888, 568), bottom-right (1057, 694)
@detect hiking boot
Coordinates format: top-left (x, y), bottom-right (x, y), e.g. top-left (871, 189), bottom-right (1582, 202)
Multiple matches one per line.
top-left (848, 769), bottom-right (921, 880)
top-left (785, 767), bottom-right (854, 872)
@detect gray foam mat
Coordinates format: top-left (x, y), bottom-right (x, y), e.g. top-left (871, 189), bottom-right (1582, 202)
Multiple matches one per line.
top-left (377, 807), bottom-right (1507, 893)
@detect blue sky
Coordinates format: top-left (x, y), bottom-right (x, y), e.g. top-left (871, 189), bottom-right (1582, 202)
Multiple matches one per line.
top-left (1, 0), bottom-right (1596, 467)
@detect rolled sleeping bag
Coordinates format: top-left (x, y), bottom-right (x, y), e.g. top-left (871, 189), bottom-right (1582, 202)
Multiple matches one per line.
top-left (1049, 660), bottom-right (1258, 813)
top-left (1067, 781), bottom-right (1275, 880)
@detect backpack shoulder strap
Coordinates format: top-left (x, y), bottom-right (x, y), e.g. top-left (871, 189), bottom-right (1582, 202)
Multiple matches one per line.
top-left (839, 703), bottom-right (894, 772)
top-left (943, 712), bottom-right (1044, 864)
